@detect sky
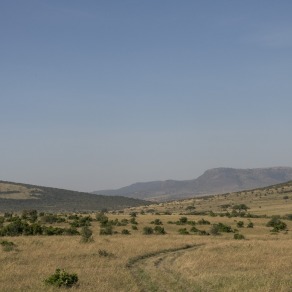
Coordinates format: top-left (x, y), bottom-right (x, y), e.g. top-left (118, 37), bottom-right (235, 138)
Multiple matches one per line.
top-left (1, 1), bottom-right (292, 192)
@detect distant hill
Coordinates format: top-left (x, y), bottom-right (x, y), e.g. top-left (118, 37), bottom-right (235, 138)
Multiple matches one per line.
top-left (93, 167), bottom-right (292, 201)
top-left (0, 181), bottom-right (149, 212)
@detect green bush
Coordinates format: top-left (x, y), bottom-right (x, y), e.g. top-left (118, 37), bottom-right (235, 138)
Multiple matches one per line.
top-left (247, 222), bottom-right (254, 228)
top-left (44, 269), bottom-right (78, 288)
top-left (266, 217), bottom-right (287, 232)
top-left (178, 228), bottom-right (189, 235)
top-left (143, 226), bottom-right (154, 235)
top-left (151, 219), bottom-right (163, 225)
top-left (99, 226), bottom-right (113, 235)
top-left (131, 225), bottom-right (138, 230)
top-left (178, 217), bottom-right (188, 224)
top-left (283, 214), bottom-right (292, 221)
top-left (190, 226), bottom-right (199, 232)
top-left (130, 217), bottom-right (138, 225)
top-left (209, 224), bottom-right (220, 235)
top-left (154, 226), bottom-right (166, 234)
top-left (197, 219), bottom-right (210, 225)
top-left (80, 226), bottom-right (93, 243)
top-left (214, 223), bottom-right (233, 233)
top-left (236, 221), bottom-right (244, 228)
top-left (121, 229), bottom-right (130, 235)
top-left (234, 233), bottom-right (245, 240)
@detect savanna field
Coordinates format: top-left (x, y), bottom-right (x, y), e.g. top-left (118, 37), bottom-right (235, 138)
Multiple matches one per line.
top-left (1, 183), bottom-right (292, 291)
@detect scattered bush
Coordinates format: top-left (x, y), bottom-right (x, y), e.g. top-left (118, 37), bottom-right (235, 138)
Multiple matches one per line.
top-left (198, 230), bottom-right (209, 235)
top-left (247, 222), bottom-right (254, 228)
top-left (266, 217), bottom-right (287, 232)
top-left (80, 226), bottom-right (93, 243)
top-left (154, 226), bottom-right (166, 235)
top-left (130, 217), bottom-right (138, 225)
top-left (121, 229), bottom-right (130, 235)
top-left (190, 226), bottom-right (199, 233)
top-left (0, 240), bottom-right (16, 252)
top-left (210, 224), bottom-right (220, 235)
top-left (151, 219), bottom-right (163, 225)
top-left (143, 226), bottom-right (154, 235)
top-left (185, 205), bottom-right (196, 211)
top-left (99, 226), bottom-right (113, 235)
top-left (131, 225), bottom-right (138, 230)
top-left (178, 217), bottom-right (188, 224)
top-left (178, 228), bottom-right (189, 235)
top-left (283, 214), bottom-right (292, 221)
top-left (234, 233), bottom-right (245, 240)
top-left (44, 269), bottom-right (78, 288)
top-left (214, 223), bottom-right (233, 233)
top-left (197, 219), bottom-right (210, 225)
top-left (129, 212), bottom-right (137, 217)
top-left (98, 249), bottom-right (113, 257)
top-left (236, 221), bottom-right (244, 228)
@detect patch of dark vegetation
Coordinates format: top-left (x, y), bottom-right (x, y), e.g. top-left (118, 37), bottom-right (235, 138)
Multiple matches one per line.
top-left (0, 240), bottom-right (17, 251)
top-left (266, 217), bottom-right (287, 232)
top-left (44, 269), bottom-right (78, 288)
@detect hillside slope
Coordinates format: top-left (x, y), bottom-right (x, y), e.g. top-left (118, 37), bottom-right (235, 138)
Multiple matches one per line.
top-left (0, 181), bottom-right (149, 212)
top-left (93, 167), bottom-right (292, 201)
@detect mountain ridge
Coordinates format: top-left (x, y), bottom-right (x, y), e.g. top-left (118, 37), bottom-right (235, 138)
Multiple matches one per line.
top-left (93, 166), bottom-right (292, 201)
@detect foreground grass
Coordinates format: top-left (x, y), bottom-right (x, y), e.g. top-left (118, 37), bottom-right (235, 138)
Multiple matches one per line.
top-left (0, 212), bottom-right (291, 291)
top-left (1, 182), bottom-right (292, 291)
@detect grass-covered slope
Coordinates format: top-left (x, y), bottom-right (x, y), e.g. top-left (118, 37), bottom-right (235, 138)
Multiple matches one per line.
top-left (0, 181), bottom-right (149, 212)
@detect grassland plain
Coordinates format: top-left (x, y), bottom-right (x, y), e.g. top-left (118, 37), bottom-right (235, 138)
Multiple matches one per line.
top-left (0, 182), bottom-right (292, 291)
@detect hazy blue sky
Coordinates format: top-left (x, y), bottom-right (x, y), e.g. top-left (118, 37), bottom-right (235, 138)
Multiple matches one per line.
top-left (1, 1), bottom-right (292, 192)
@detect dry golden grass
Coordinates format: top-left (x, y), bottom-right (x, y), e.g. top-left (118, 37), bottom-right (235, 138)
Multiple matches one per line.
top-left (1, 182), bottom-right (292, 291)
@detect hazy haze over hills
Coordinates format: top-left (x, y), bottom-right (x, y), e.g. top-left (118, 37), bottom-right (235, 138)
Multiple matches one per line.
top-left (93, 167), bottom-right (292, 201)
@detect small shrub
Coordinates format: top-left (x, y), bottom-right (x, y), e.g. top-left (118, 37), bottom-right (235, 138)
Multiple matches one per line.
top-left (283, 214), bottom-right (292, 221)
top-left (44, 269), bottom-right (78, 288)
top-left (151, 219), bottom-right (163, 225)
top-left (98, 249), bottom-right (113, 257)
top-left (185, 205), bottom-right (196, 211)
top-left (143, 226), bottom-right (154, 235)
top-left (214, 223), bottom-right (233, 233)
top-left (236, 221), bottom-right (244, 228)
top-left (131, 225), bottom-right (138, 230)
top-left (0, 240), bottom-right (16, 252)
top-left (178, 217), bottom-right (188, 224)
top-left (121, 229), bottom-right (130, 235)
top-left (197, 218), bottom-right (210, 225)
top-left (198, 230), bottom-right (209, 235)
top-left (80, 226), bottom-right (93, 243)
top-left (234, 233), bottom-right (245, 240)
top-left (190, 226), bottom-right (199, 233)
top-left (210, 224), bottom-right (220, 235)
top-left (130, 218), bottom-right (138, 225)
top-left (178, 228), bottom-right (189, 235)
top-left (129, 212), bottom-right (137, 217)
top-left (266, 217), bottom-right (287, 232)
top-left (247, 222), bottom-right (254, 228)
top-left (99, 226), bottom-right (113, 235)
top-left (154, 226), bottom-right (166, 234)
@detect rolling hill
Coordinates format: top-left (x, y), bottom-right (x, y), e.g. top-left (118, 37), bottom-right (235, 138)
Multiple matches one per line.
top-left (93, 167), bottom-right (292, 201)
top-left (0, 181), bottom-right (149, 212)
